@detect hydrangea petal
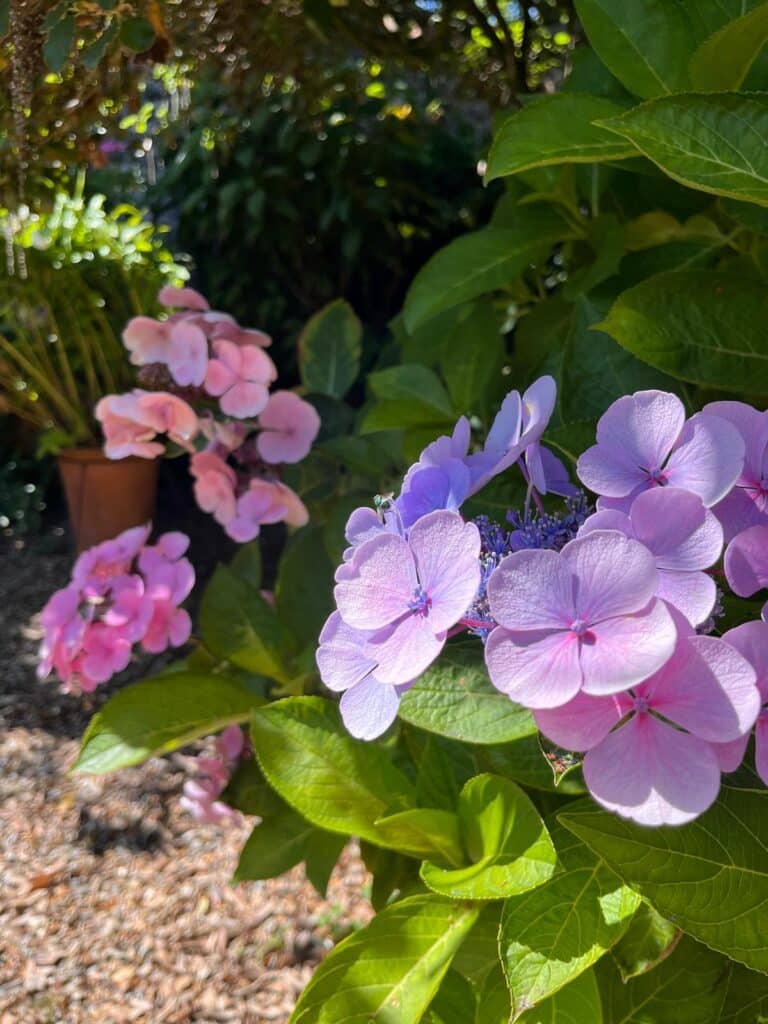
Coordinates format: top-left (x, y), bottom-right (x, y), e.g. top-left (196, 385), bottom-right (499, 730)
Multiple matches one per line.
top-left (723, 621), bottom-right (768, 701)
top-left (656, 569), bottom-right (716, 627)
top-left (534, 690), bottom-right (631, 752)
top-left (485, 626), bottom-right (582, 709)
top-left (755, 716), bottom-right (768, 786)
top-left (316, 612), bottom-right (377, 692)
top-left (334, 533), bottom-right (417, 630)
top-left (486, 548), bottom-right (575, 631)
top-left (713, 734), bottom-right (749, 773)
top-left (579, 598), bottom-right (676, 696)
top-left (408, 510), bottom-right (481, 631)
top-left (365, 614), bottom-right (444, 686)
top-left (725, 525), bottom-right (768, 597)
top-left (339, 676), bottom-right (402, 740)
top-left (664, 412), bottom-right (744, 507)
top-left (561, 530), bottom-right (659, 623)
top-left (168, 321), bottom-right (208, 387)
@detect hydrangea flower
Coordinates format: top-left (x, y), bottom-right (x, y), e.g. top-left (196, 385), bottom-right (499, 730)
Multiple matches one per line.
top-left (226, 479), bottom-right (308, 543)
top-left (712, 621), bottom-right (768, 785)
top-left (534, 622), bottom-right (760, 825)
top-left (579, 487), bottom-right (723, 628)
top-left (724, 524), bottom-right (768, 597)
top-left (96, 390), bottom-right (199, 459)
top-left (190, 452), bottom-right (238, 527)
top-left (180, 725), bottom-right (245, 826)
top-left (484, 530), bottom-right (676, 708)
top-left (204, 340), bottom-right (277, 418)
top-left (705, 401), bottom-right (768, 541)
top-left (333, 510), bottom-right (481, 685)
top-left (255, 390), bottom-right (321, 464)
top-left (158, 285), bottom-right (210, 312)
top-left (577, 390), bottom-right (744, 511)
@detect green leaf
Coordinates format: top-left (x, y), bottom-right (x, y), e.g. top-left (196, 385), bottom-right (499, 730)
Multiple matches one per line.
top-left (500, 820), bottom-right (640, 1017)
top-left (427, 968), bottom-right (478, 1024)
top-left (359, 400), bottom-right (454, 435)
top-left (304, 830), bottom-right (346, 897)
top-left (274, 524), bottom-right (334, 654)
top-left (479, 736), bottom-right (587, 795)
top-left (119, 15), bottom-right (155, 51)
top-left (82, 20), bottom-right (119, 70)
top-left (43, 13), bottom-right (75, 72)
top-left (598, 93), bottom-right (768, 207)
top-left (720, 960), bottom-right (768, 1023)
top-left (368, 363), bottom-right (454, 419)
top-left (611, 903), bottom-right (680, 981)
top-left (597, 270), bottom-right (768, 391)
top-left (289, 895), bottom-right (479, 1024)
top-left (235, 805), bottom-right (318, 882)
top-left (559, 786), bottom-right (768, 973)
top-left (222, 758), bottom-right (283, 818)
top-left (398, 648), bottom-right (537, 746)
top-left (690, 4), bottom-right (768, 91)
top-left (596, 936), bottom-right (727, 1023)
top-left (298, 298), bottom-right (362, 398)
top-left (486, 95), bottom-right (635, 182)
top-left (421, 774), bottom-right (557, 901)
top-left (200, 566), bottom-right (287, 682)
top-left (573, 0), bottom-right (694, 98)
top-left (251, 697), bottom-right (415, 842)
top-left (374, 807), bottom-right (464, 865)
top-left (440, 302), bottom-right (506, 418)
top-left (403, 228), bottom-right (564, 331)
top-left (451, 903), bottom-right (503, 985)
top-left (74, 674), bottom-right (258, 774)
top-left (517, 969), bottom-right (603, 1024)
top-left (229, 540), bottom-right (262, 588)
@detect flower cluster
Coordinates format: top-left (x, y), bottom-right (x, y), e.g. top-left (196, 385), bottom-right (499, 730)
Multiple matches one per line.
top-left (317, 382), bottom-right (768, 826)
top-left (95, 287), bottom-right (320, 542)
top-left (179, 725), bottom-right (245, 826)
top-left (38, 525), bottom-right (194, 693)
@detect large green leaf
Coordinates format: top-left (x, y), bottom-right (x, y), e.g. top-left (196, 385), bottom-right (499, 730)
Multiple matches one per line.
top-left (517, 969), bottom-right (603, 1024)
top-left (559, 786), bottom-right (768, 973)
top-left (610, 903), bottom-right (680, 981)
top-left (574, 0), bottom-right (693, 98)
top-left (486, 94), bottom-right (635, 181)
top-left (274, 524), bottom-right (334, 654)
top-left (403, 226), bottom-right (564, 331)
top-left (597, 270), bottom-right (768, 391)
top-left (721, 961), bottom-right (768, 1022)
top-left (200, 565), bottom-right (287, 681)
top-left (398, 648), bottom-right (537, 746)
top-left (235, 805), bottom-right (318, 882)
top-left (599, 93), bottom-right (768, 207)
top-left (289, 895), bottom-right (479, 1024)
top-left (421, 774), bottom-right (557, 901)
top-left (367, 364), bottom-right (454, 419)
top-left (596, 936), bottom-right (728, 1023)
top-left (427, 969), bottom-right (478, 1024)
top-left (372, 808), bottom-right (465, 867)
top-left (251, 697), bottom-right (415, 842)
top-left (298, 298), bottom-right (362, 398)
top-left (500, 820), bottom-right (640, 1017)
top-left (690, 4), bottom-right (768, 91)
top-left (74, 674), bottom-right (259, 773)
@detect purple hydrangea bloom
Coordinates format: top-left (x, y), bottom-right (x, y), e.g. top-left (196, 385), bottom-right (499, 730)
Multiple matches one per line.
top-left (484, 530), bottom-right (677, 708)
top-left (579, 487), bottom-right (723, 628)
top-left (334, 509), bottom-right (481, 685)
top-left (577, 390), bottom-right (744, 511)
top-left (397, 461), bottom-right (471, 529)
top-left (705, 401), bottom-right (768, 542)
top-left (724, 524), bottom-right (768, 597)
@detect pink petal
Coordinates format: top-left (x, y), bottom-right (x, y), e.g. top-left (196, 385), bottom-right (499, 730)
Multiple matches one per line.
top-left (665, 412), bottom-right (745, 507)
top-left (484, 626), bottom-right (583, 709)
top-left (167, 321), bottom-right (209, 387)
top-left (561, 531), bottom-right (659, 623)
top-left (240, 344), bottom-right (277, 384)
top-left (584, 713), bottom-right (721, 826)
top-left (723, 620), bottom-right (768, 701)
top-left (169, 608), bottom-right (192, 647)
top-left (656, 569), bottom-right (716, 627)
top-left (316, 612), bottom-right (377, 692)
top-left (365, 614), bottom-right (444, 686)
top-left (629, 487), bottom-right (719, 567)
top-left (577, 443), bottom-right (645, 498)
top-left (755, 716), bottom-right (768, 786)
top-left (210, 339), bottom-right (241, 374)
top-left (712, 486), bottom-right (768, 544)
top-left (408, 511), bottom-right (481, 632)
top-left (704, 401), bottom-right (768, 483)
top-left (122, 316), bottom-right (170, 365)
top-left (713, 734), bottom-right (749, 773)
top-left (220, 380), bottom-right (270, 418)
top-left (486, 549), bottom-right (576, 631)
top-left (276, 484), bottom-right (309, 528)
top-left (339, 676), bottom-right (402, 740)
top-left (204, 357), bottom-right (236, 397)
top-left (534, 689), bottom-right (632, 751)
top-left (578, 509), bottom-right (634, 537)
top-left (158, 285), bottom-right (210, 311)
top-left (256, 391), bottom-right (321, 464)
top-left (579, 599), bottom-right (676, 697)
top-left (725, 525), bottom-right (768, 597)
top-left (334, 533), bottom-right (417, 630)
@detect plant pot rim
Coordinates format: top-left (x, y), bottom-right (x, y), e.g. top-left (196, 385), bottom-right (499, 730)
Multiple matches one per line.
top-left (57, 446), bottom-right (148, 466)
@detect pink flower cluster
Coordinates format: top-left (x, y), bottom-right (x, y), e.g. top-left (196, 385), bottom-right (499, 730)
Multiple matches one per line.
top-left (38, 525), bottom-right (194, 693)
top-left (179, 725), bottom-right (245, 826)
top-left (95, 287), bottom-right (320, 542)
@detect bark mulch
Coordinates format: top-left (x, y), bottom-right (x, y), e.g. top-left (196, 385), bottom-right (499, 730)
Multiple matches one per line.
top-left (0, 534), bottom-right (373, 1024)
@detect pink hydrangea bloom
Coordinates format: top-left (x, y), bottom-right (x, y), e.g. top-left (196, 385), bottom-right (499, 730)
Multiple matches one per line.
top-left (158, 285), bottom-right (210, 311)
top-left (724, 524), bottom-right (768, 597)
top-left (579, 487), bottom-right (723, 627)
top-left (484, 530), bottom-right (676, 708)
top-left (80, 622), bottom-right (132, 688)
top-left (73, 523), bottom-right (151, 596)
top-left (204, 340), bottom-right (277, 418)
top-left (167, 321), bottom-right (209, 387)
top-left (209, 318), bottom-right (272, 349)
top-left (256, 391), bottom-right (321, 464)
top-left (135, 391), bottom-right (199, 451)
top-left (96, 391), bottom-right (198, 459)
top-left (705, 401), bottom-right (768, 542)
top-left (534, 625), bottom-right (759, 825)
top-left (577, 390), bottom-right (744, 511)
top-left (122, 316), bottom-right (171, 366)
top-left (190, 452), bottom-right (238, 526)
top-left (179, 725), bottom-right (244, 826)
top-left (334, 510), bottom-right (481, 685)
top-left (225, 479), bottom-right (308, 543)
top-left (712, 621), bottom-right (768, 784)
top-left (37, 585), bottom-right (88, 684)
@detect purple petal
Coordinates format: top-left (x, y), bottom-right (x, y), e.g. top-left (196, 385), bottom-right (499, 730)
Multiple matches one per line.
top-left (345, 507), bottom-right (387, 548)
top-left (561, 531), bottom-right (659, 622)
top-left (339, 676), bottom-right (402, 740)
top-left (723, 620), bottom-right (768, 701)
top-left (712, 486), bottom-right (768, 544)
top-left (756, 717), bottom-right (768, 786)
top-left (397, 462), bottom-right (471, 528)
top-left (713, 734), bottom-right (749, 773)
top-left (577, 443), bottom-right (645, 498)
top-left (665, 411), bottom-right (745, 507)
top-left (485, 390), bottom-right (522, 457)
top-left (579, 599), bottom-right (677, 697)
top-left (365, 614), bottom-right (444, 686)
top-left (519, 375), bottom-right (557, 446)
top-left (578, 509), bottom-right (634, 538)
top-left (725, 525), bottom-right (768, 597)
top-left (705, 401), bottom-right (768, 483)
top-left (316, 612), bottom-right (377, 692)
top-left (485, 626), bottom-right (582, 709)
top-left (407, 511), bottom-right (481, 631)
top-left (629, 487), bottom-right (720, 567)
top-left (656, 569), bottom-right (716, 628)
top-left (534, 690), bottom-right (632, 752)
top-left (584, 713), bottom-right (721, 826)
top-left (536, 445), bottom-right (578, 497)
top-left (334, 533), bottom-right (417, 630)
top-left (486, 549), bottom-right (576, 631)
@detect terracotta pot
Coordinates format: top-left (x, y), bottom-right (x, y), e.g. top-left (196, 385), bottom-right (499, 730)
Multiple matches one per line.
top-left (57, 447), bottom-right (158, 552)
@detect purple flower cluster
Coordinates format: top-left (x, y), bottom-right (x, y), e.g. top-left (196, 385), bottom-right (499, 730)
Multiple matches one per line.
top-left (317, 381), bottom-right (768, 827)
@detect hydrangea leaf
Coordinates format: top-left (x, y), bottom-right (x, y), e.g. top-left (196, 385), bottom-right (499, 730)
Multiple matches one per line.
top-left (485, 94), bottom-right (636, 182)
top-left (250, 697), bottom-right (416, 842)
top-left (74, 674), bottom-right (260, 773)
top-left (421, 774), bottom-right (557, 901)
top-left (289, 895), bottom-right (479, 1024)
top-left (298, 298), bottom-right (362, 399)
top-left (720, 961), bottom-right (768, 1023)
top-left (611, 903), bottom-right (680, 981)
top-left (398, 649), bottom-right (537, 745)
top-left (690, 4), bottom-right (768, 91)
top-left (500, 820), bottom-right (640, 1017)
top-left (559, 787), bottom-right (768, 973)
top-left (598, 93), bottom-right (768, 206)
top-left (372, 809), bottom-right (465, 867)
top-left (517, 969), bottom-right (603, 1024)
top-left (425, 968), bottom-right (478, 1024)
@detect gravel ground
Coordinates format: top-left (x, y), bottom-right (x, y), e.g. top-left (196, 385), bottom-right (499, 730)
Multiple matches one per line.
top-left (0, 527), bottom-right (372, 1024)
